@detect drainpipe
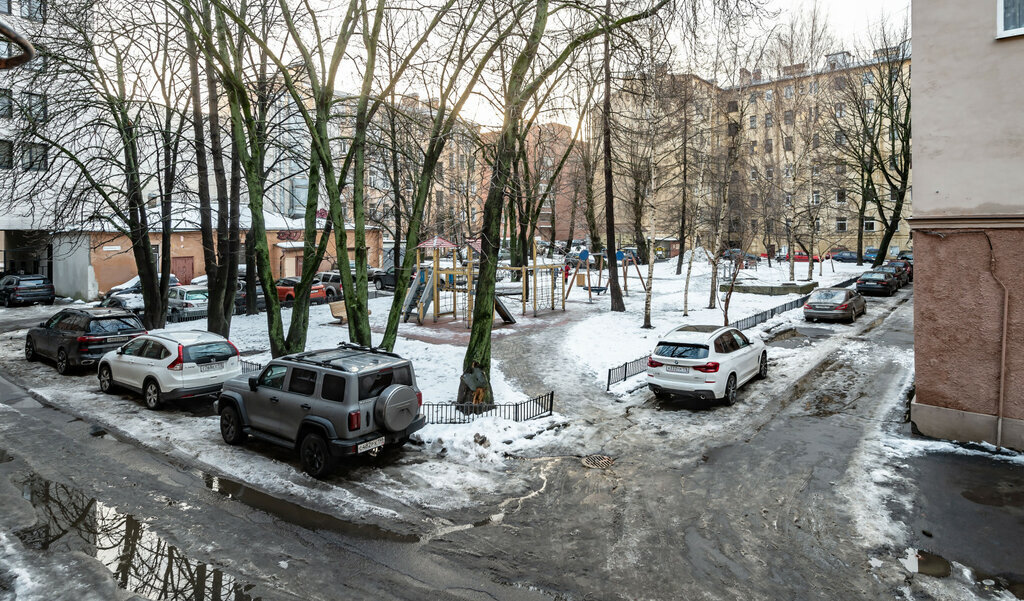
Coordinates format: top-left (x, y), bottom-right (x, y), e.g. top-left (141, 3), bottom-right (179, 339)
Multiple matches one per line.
top-left (921, 229), bottom-right (1009, 448)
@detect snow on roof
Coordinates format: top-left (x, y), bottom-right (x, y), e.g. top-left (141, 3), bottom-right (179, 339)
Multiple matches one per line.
top-left (275, 241), bottom-right (306, 249)
top-left (417, 235), bottom-right (457, 250)
top-left (59, 207), bottom-right (371, 234)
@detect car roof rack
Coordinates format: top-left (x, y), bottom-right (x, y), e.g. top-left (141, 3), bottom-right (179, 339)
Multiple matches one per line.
top-left (281, 344), bottom-right (403, 370)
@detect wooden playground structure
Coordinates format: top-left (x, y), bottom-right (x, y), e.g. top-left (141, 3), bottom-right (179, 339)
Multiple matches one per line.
top-left (401, 236), bottom-right (568, 328)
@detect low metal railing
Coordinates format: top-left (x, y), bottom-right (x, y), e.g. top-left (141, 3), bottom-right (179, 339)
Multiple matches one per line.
top-left (421, 391), bottom-right (555, 424)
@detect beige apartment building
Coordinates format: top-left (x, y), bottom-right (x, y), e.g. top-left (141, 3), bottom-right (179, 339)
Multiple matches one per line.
top-left (909, 0), bottom-right (1024, 449)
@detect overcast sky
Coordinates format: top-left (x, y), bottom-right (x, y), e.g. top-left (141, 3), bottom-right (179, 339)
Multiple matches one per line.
top-left (786, 0), bottom-right (911, 45)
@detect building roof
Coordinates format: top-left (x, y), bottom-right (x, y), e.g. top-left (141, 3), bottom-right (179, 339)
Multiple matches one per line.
top-left (417, 235), bottom-right (457, 250)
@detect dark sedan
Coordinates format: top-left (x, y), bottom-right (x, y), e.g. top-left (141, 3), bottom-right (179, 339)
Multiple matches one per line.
top-left (856, 271), bottom-right (899, 296)
top-left (875, 265), bottom-right (909, 287)
top-left (828, 251), bottom-right (859, 263)
top-left (0, 274), bottom-right (56, 307)
top-left (803, 287), bottom-right (867, 323)
top-left (886, 259), bottom-right (914, 282)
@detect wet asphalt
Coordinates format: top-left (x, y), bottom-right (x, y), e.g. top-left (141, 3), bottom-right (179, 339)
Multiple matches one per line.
top-left (0, 286), bottom-right (1017, 600)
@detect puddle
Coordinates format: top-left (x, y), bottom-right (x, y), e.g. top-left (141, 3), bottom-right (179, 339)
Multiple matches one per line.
top-left (765, 326), bottom-right (835, 349)
top-left (917, 551), bottom-right (952, 577)
top-left (904, 548), bottom-right (1024, 598)
top-left (202, 474), bottom-right (418, 543)
top-left (0, 449), bottom-right (11, 463)
top-left (962, 485), bottom-right (1024, 508)
top-left (12, 471), bottom-right (262, 601)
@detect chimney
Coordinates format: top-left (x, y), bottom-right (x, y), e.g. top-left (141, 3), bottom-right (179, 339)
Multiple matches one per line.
top-left (740, 68), bottom-right (752, 85)
top-left (752, 69), bottom-right (762, 82)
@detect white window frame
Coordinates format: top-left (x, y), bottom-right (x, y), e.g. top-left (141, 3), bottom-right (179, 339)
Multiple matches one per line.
top-left (835, 218), bottom-right (848, 232)
top-left (998, 0), bottom-right (1024, 38)
top-left (811, 190), bottom-right (821, 205)
top-left (863, 220), bottom-right (876, 232)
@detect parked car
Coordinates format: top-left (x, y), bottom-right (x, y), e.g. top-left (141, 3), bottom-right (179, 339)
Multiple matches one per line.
top-left (886, 259), bottom-right (914, 282)
top-left (315, 271), bottom-right (344, 301)
top-left (864, 247), bottom-right (880, 262)
top-left (98, 293), bottom-right (145, 314)
top-left (803, 287), bottom-right (867, 323)
top-left (98, 331), bottom-right (242, 409)
top-left (646, 325), bottom-right (767, 405)
top-left (875, 265), bottom-right (909, 287)
top-left (234, 280), bottom-right (267, 314)
top-left (0, 274), bottom-right (56, 307)
top-left (106, 274), bottom-right (180, 298)
top-left (167, 285), bottom-right (210, 322)
top-left (856, 271), bottom-right (899, 296)
top-left (827, 251), bottom-right (859, 263)
top-left (216, 344), bottom-right (427, 478)
top-left (897, 250), bottom-right (913, 263)
top-left (371, 267), bottom-right (398, 290)
top-left (721, 249), bottom-right (759, 266)
top-left (788, 252), bottom-right (820, 263)
top-left (25, 308), bottom-right (146, 374)
top-left (274, 277), bottom-right (327, 304)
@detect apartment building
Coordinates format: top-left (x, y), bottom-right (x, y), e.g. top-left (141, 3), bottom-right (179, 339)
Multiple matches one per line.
top-left (909, 0), bottom-right (1024, 449)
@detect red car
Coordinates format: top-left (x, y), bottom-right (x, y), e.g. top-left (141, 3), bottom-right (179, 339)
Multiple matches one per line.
top-left (787, 252), bottom-right (819, 262)
top-left (275, 277), bottom-right (327, 304)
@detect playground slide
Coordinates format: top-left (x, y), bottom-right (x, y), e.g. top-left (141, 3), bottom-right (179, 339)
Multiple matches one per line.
top-left (494, 297), bottom-right (517, 324)
top-left (402, 271), bottom-right (427, 322)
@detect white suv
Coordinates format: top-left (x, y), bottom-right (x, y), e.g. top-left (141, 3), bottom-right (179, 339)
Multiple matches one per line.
top-left (97, 330), bottom-right (242, 409)
top-left (646, 325), bottom-right (767, 405)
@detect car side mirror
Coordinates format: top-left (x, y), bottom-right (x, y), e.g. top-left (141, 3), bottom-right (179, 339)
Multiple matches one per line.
top-left (248, 377), bottom-right (258, 391)
top-left (39, 322), bottom-right (46, 328)
top-left (116, 347), bottom-right (124, 355)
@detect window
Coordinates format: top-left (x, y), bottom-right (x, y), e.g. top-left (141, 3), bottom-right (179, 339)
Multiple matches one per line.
top-left (0, 140), bottom-right (11, 169)
top-left (0, 88), bottom-right (11, 118)
top-left (785, 193), bottom-right (793, 206)
top-left (728, 122), bottom-right (739, 136)
top-left (715, 333), bottom-right (740, 354)
top-left (798, 84), bottom-right (806, 95)
top-left (836, 218), bottom-right (848, 232)
top-left (784, 164), bottom-right (793, 178)
top-left (811, 190), bottom-right (821, 205)
top-left (321, 374), bottom-right (347, 402)
top-left (784, 110), bottom-right (795, 125)
top-left (26, 45), bottom-right (46, 72)
top-left (750, 194), bottom-right (758, 208)
top-left (862, 73), bottom-right (875, 85)
top-left (121, 338), bottom-right (147, 357)
top-left (750, 168), bottom-right (758, 180)
top-left (835, 163), bottom-right (846, 175)
top-left (764, 139), bottom-right (773, 153)
top-left (731, 330), bottom-right (751, 348)
top-left (864, 99), bottom-right (875, 115)
top-left (749, 115), bottom-right (757, 129)
top-left (809, 81), bottom-right (819, 94)
top-left (22, 143), bottom-right (47, 171)
top-left (766, 167), bottom-right (774, 181)
top-left (765, 113), bottom-right (773, 127)
top-left (814, 219), bottom-right (821, 232)
top-left (835, 102), bottom-right (845, 118)
top-left (784, 85), bottom-right (794, 98)
top-left (750, 141), bottom-right (758, 153)
top-left (141, 341), bottom-right (170, 360)
top-left (727, 100), bottom-right (739, 112)
top-left (765, 90), bottom-right (773, 102)
top-left (864, 220), bottom-right (876, 232)
top-left (24, 93), bottom-right (46, 122)
top-left (999, 0), bottom-right (1024, 37)
top-left (890, 185), bottom-right (899, 201)
top-left (258, 365), bottom-right (288, 389)
top-left (749, 92), bottom-right (759, 103)
top-left (836, 189), bottom-right (847, 203)
top-left (784, 137), bottom-right (793, 151)
top-left (21, 0), bottom-right (44, 21)
top-left (750, 219), bottom-right (758, 233)
top-left (812, 133), bottom-right (820, 148)
top-left (812, 162), bottom-right (821, 176)
top-left (654, 343), bottom-right (708, 359)
top-left (836, 130), bottom-right (847, 146)
top-left (0, 0), bottom-right (9, 13)
top-left (0, 40), bottom-right (8, 58)
top-left (287, 368), bottom-right (318, 396)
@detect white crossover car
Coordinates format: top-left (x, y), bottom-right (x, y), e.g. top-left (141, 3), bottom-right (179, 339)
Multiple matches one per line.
top-left (646, 325), bottom-right (767, 405)
top-left (98, 330), bottom-right (242, 409)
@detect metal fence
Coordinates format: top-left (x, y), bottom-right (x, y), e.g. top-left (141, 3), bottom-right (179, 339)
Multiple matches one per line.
top-left (240, 359), bottom-right (263, 374)
top-left (421, 391), bottom-right (555, 424)
top-left (605, 275), bottom-right (862, 390)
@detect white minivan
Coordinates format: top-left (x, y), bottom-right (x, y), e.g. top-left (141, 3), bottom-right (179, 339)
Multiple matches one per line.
top-left (646, 325), bottom-right (767, 405)
top-left (98, 330), bottom-right (242, 409)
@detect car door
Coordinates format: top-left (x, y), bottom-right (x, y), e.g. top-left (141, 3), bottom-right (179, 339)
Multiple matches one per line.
top-left (730, 330), bottom-right (759, 383)
top-left (111, 338), bottom-right (149, 389)
top-left (245, 364), bottom-right (288, 434)
top-left (33, 312), bottom-right (64, 358)
top-left (136, 340), bottom-right (171, 389)
top-left (271, 367), bottom-right (320, 440)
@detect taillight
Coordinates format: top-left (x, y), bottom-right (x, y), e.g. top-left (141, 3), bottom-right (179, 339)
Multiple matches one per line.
top-left (415, 391), bottom-right (423, 407)
top-left (348, 410), bottom-right (361, 431)
top-left (835, 303), bottom-right (849, 310)
top-left (76, 335), bottom-right (102, 351)
top-left (693, 362), bottom-right (720, 373)
top-left (183, 302), bottom-right (195, 308)
top-left (647, 357), bottom-right (663, 368)
top-left (856, 280), bottom-right (864, 284)
top-left (167, 344), bottom-right (184, 371)
top-left (226, 340), bottom-right (239, 356)
top-left (803, 303), bottom-right (812, 309)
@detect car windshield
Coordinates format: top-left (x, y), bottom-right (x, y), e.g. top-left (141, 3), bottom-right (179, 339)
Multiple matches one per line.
top-left (183, 341), bottom-right (235, 363)
top-left (654, 343), bottom-right (709, 359)
top-left (809, 290), bottom-right (846, 304)
top-left (862, 273), bottom-right (886, 281)
top-left (90, 317), bottom-right (144, 334)
top-left (185, 291), bottom-right (209, 300)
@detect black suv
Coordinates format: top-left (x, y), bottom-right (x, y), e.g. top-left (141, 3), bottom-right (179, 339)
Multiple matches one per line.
top-left (0, 274), bottom-right (56, 307)
top-left (217, 344), bottom-right (426, 478)
top-left (25, 308), bottom-right (146, 374)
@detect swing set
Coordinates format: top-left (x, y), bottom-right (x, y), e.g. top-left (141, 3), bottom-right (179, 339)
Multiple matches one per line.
top-left (563, 250), bottom-right (649, 302)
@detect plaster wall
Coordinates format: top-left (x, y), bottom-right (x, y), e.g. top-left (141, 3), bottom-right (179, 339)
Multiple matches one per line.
top-left (51, 234), bottom-right (97, 300)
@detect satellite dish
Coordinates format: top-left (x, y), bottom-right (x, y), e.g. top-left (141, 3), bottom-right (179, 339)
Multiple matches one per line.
top-left (0, 18), bottom-right (37, 70)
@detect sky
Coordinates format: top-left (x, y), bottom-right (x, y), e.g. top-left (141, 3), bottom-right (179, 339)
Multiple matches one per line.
top-left (783, 0), bottom-right (911, 45)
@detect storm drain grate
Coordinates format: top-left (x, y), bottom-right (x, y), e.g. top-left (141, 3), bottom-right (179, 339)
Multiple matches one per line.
top-left (581, 454), bottom-right (615, 469)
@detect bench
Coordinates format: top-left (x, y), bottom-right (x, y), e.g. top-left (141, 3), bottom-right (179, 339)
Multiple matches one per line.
top-left (330, 300), bottom-right (370, 324)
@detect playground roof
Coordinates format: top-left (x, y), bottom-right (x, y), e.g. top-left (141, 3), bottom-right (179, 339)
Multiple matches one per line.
top-left (465, 239), bottom-right (482, 253)
top-left (417, 235), bottom-right (458, 250)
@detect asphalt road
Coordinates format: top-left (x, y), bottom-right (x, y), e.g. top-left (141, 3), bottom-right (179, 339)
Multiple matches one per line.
top-left (0, 288), bottom-right (974, 601)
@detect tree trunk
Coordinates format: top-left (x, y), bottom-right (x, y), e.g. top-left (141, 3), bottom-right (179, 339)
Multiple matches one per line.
top-left (602, 0), bottom-right (624, 312)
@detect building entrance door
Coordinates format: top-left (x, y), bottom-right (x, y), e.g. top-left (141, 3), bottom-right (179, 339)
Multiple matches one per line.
top-left (171, 256), bottom-right (194, 284)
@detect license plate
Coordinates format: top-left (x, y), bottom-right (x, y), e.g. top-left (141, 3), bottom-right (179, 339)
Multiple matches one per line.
top-left (666, 365), bottom-right (689, 374)
top-left (200, 362), bottom-right (225, 372)
top-left (107, 336), bottom-right (129, 343)
top-left (357, 436), bottom-right (385, 454)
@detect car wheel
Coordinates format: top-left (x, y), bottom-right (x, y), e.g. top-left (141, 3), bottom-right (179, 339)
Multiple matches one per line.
top-left (143, 379), bottom-right (163, 410)
top-left (4, 296), bottom-right (11, 308)
top-left (56, 349), bottom-right (71, 375)
top-left (374, 279), bottom-right (383, 291)
top-left (757, 353), bottom-right (768, 380)
top-left (299, 432), bottom-right (334, 479)
top-left (98, 365), bottom-right (115, 393)
top-left (723, 374), bottom-right (738, 406)
top-left (24, 338), bottom-right (36, 361)
top-left (219, 404), bottom-right (246, 445)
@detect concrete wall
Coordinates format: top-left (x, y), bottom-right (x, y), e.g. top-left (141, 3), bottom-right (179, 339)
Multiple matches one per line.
top-left (51, 234), bottom-right (97, 300)
top-left (915, 0), bottom-right (1024, 218)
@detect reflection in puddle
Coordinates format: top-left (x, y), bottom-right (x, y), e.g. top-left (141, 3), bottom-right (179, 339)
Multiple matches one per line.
top-left (14, 473), bottom-right (261, 601)
top-left (203, 474), bottom-right (418, 543)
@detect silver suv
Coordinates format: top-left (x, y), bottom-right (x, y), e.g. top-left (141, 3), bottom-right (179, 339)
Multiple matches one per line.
top-left (216, 344), bottom-right (426, 478)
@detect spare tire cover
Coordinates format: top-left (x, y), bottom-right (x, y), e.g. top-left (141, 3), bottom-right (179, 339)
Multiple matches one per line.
top-left (374, 384), bottom-right (418, 432)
